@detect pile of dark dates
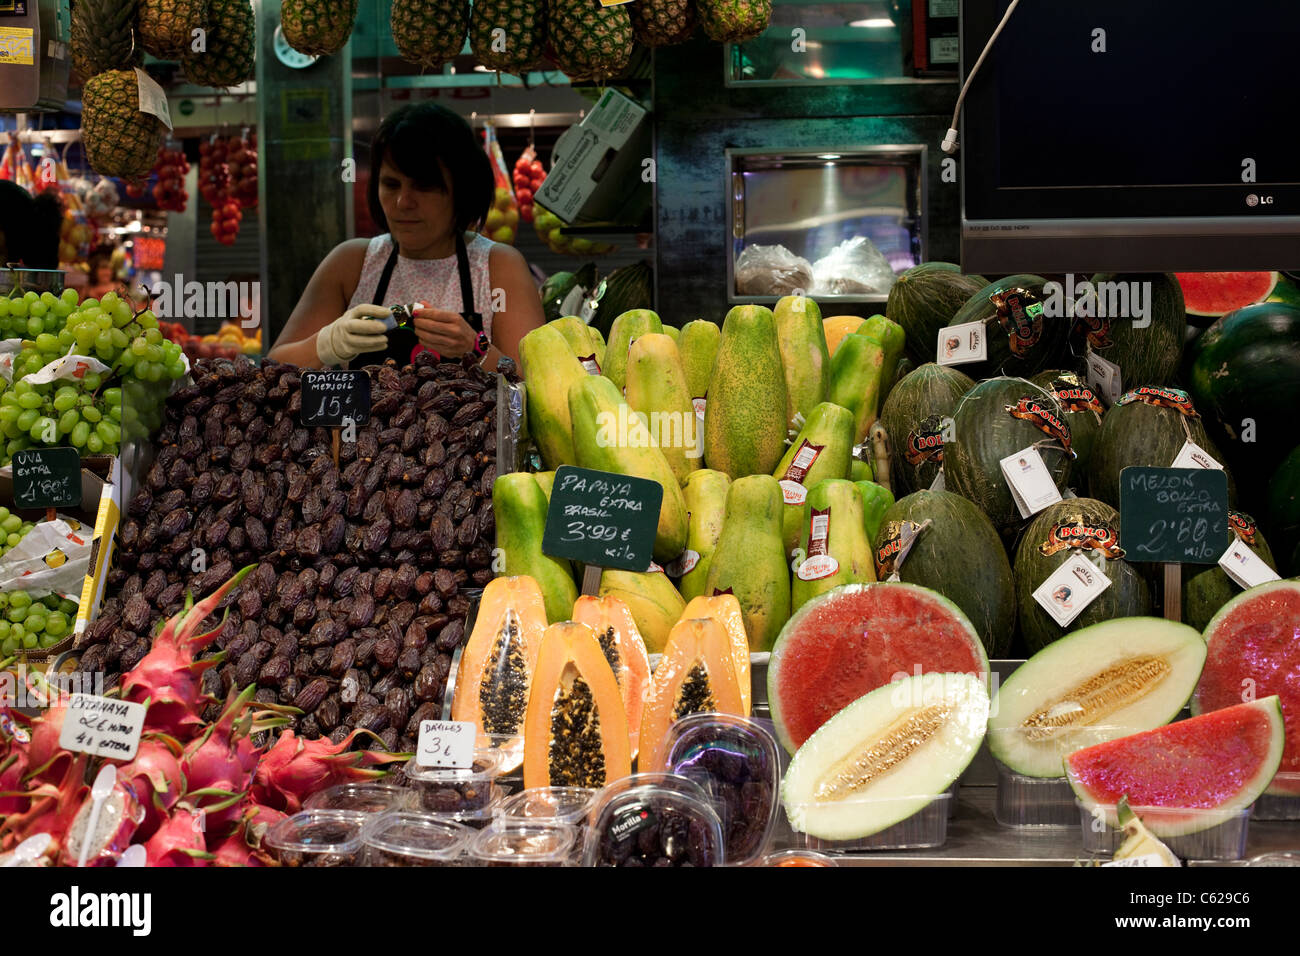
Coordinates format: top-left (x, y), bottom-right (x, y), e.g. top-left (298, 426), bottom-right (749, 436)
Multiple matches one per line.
top-left (76, 353), bottom-right (501, 753)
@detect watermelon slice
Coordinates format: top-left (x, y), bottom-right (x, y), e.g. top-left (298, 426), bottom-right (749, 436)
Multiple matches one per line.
top-left (767, 583), bottom-right (989, 754)
top-left (1175, 272), bottom-right (1277, 322)
top-left (1195, 580), bottom-right (1300, 795)
top-left (1066, 697), bottom-right (1285, 836)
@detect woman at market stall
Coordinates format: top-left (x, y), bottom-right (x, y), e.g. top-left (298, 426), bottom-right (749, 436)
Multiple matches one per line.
top-left (268, 103), bottom-right (543, 370)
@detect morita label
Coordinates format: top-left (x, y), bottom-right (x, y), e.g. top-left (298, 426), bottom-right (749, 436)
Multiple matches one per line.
top-left (781, 441), bottom-right (823, 485)
top-left (578, 354), bottom-right (602, 375)
top-left (663, 549), bottom-right (700, 577)
top-left (797, 507), bottom-right (839, 581)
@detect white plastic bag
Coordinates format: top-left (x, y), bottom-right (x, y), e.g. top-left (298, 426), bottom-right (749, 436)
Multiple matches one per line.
top-left (811, 237), bottom-right (898, 296)
top-left (0, 515), bottom-right (92, 601)
top-left (735, 244), bottom-right (815, 297)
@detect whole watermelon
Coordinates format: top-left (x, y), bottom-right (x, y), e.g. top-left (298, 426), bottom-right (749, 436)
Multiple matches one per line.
top-left (1014, 498), bottom-right (1153, 653)
top-left (1183, 510), bottom-right (1278, 631)
top-left (1031, 370), bottom-right (1104, 494)
top-left (1267, 444), bottom-right (1300, 577)
top-left (1075, 273), bottom-right (1187, 388)
top-left (887, 262), bottom-right (987, 365)
top-left (879, 363), bottom-right (974, 496)
top-left (948, 274), bottom-right (1069, 378)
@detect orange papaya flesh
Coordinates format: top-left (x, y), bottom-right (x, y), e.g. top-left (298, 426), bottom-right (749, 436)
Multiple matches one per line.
top-left (680, 594), bottom-right (752, 716)
top-left (571, 595), bottom-right (652, 759)
top-left (451, 576), bottom-right (547, 771)
top-left (637, 617), bottom-right (746, 773)
top-left (522, 621), bottom-right (632, 791)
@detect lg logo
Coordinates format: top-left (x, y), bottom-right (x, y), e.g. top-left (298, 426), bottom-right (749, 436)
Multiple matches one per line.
top-left (1246, 193), bottom-right (1275, 207)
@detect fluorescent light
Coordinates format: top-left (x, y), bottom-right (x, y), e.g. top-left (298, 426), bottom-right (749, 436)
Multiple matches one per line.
top-left (848, 18), bottom-right (895, 28)
top-left (818, 153), bottom-right (842, 160)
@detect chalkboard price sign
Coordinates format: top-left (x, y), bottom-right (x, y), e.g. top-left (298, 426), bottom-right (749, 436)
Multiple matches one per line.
top-left (1119, 466), bottom-right (1229, 565)
top-left (12, 447), bottom-right (81, 510)
top-left (300, 369), bottom-right (371, 427)
top-left (541, 465), bottom-right (663, 572)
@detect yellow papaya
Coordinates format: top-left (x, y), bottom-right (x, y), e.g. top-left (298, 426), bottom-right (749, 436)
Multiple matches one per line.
top-left (533, 470), bottom-right (555, 502)
top-left (548, 315), bottom-right (603, 372)
top-left (624, 333), bottom-right (702, 487)
top-left (823, 315), bottom-right (865, 355)
top-left (854, 314), bottom-right (906, 405)
top-left (791, 479), bottom-right (876, 613)
top-left (663, 325), bottom-right (680, 344)
top-left (773, 295), bottom-right (830, 431)
top-left (518, 324), bottom-right (589, 470)
top-left (704, 305), bottom-right (788, 479)
top-left (676, 468), bottom-right (731, 601)
top-left (491, 473), bottom-right (578, 623)
top-left (588, 325), bottom-right (607, 369)
top-left (598, 566), bottom-right (687, 654)
top-left (771, 401), bottom-right (855, 558)
top-left (603, 309), bottom-right (664, 391)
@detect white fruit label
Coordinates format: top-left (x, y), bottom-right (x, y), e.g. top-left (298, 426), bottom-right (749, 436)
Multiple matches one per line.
top-left (1032, 553), bottom-right (1111, 627)
top-left (929, 469), bottom-right (946, 492)
top-left (779, 480), bottom-right (808, 506)
top-left (1170, 440), bottom-right (1224, 471)
top-left (1000, 446), bottom-right (1063, 518)
top-left (936, 321), bottom-right (987, 366)
top-left (134, 68), bottom-right (173, 130)
top-left (796, 553), bottom-right (839, 581)
top-left (1218, 537), bottom-right (1281, 590)
top-left (578, 354), bottom-right (602, 375)
top-left (692, 397), bottom-right (707, 421)
top-left (663, 549), bottom-right (700, 577)
top-left (647, 561), bottom-right (666, 574)
top-left (1085, 349), bottom-right (1122, 405)
top-left (416, 719), bottom-right (476, 769)
top-left (1102, 854), bottom-right (1168, 867)
top-left (59, 694), bottom-right (145, 761)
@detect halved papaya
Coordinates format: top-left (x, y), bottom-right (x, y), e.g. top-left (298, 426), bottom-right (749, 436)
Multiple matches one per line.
top-left (637, 617), bottom-right (746, 773)
top-left (522, 621), bottom-right (632, 790)
top-left (680, 595), bottom-right (752, 716)
top-left (451, 575), bottom-right (548, 771)
top-left (571, 595), bottom-right (652, 759)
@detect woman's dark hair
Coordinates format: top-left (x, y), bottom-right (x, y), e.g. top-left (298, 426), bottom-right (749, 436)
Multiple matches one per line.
top-left (367, 103), bottom-right (494, 236)
top-left (0, 182), bottom-right (62, 269)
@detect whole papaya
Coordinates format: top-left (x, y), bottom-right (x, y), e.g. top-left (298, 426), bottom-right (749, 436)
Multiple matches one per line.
top-left (703, 475), bottom-right (791, 651)
top-left (492, 473), bottom-right (578, 623)
top-left (704, 305), bottom-right (788, 479)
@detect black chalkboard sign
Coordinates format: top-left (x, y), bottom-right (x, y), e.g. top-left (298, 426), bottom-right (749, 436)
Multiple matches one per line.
top-left (1119, 466), bottom-right (1229, 565)
top-left (542, 465), bottom-right (662, 572)
top-left (13, 447), bottom-right (82, 510)
top-left (300, 370), bottom-right (371, 427)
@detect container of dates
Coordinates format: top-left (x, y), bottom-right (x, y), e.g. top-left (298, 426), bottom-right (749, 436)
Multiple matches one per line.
top-left (660, 713), bottom-right (780, 865)
top-left (304, 782), bottom-right (409, 816)
top-left (467, 821), bottom-right (579, 867)
top-left (359, 811), bottom-right (473, 867)
top-left (495, 786), bottom-right (599, 827)
top-left (581, 773), bottom-right (726, 868)
top-left (403, 749), bottom-right (506, 826)
top-left (263, 810), bottom-right (367, 868)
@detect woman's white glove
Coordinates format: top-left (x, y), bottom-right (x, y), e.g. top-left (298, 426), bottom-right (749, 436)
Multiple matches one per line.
top-left (315, 304), bottom-right (392, 367)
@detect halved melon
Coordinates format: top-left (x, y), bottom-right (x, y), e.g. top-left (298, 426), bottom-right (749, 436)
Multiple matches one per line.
top-left (767, 583), bottom-right (989, 754)
top-left (1113, 797), bottom-right (1180, 866)
top-left (782, 671), bottom-right (989, 841)
top-left (451, 575), bottom-right (547, 770)
top-left (988, 617), bottom-right (1207, 778)
top-left (637, 617), bottom-right (745, 773)
top-left (522, 621), bottom-right (632, 791)
top-left (680, 594), bottom-right (752, 716)
top-left (571, 595), bottom-right (652, 758)
top-left (1066, 696), bottom-right (1286, 835)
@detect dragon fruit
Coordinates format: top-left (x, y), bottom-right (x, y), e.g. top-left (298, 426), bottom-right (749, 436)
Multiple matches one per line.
top-left (117, 736), bottom-right (186, 841)
top-left (58, 775), bottom-right (145, 867)
top-left (252, 729), bottom-right (406, 814)
top-left (24, 701), bottom-right (73, 784)
top-left (143, 806), bottom-right (213, 867)
top-left (122, 565), bottom-right (254, 741)
top-left (0, 748), bottom-right (31, 815)
top-left (0, 753), bottom-right (87, 851)
top-left (180, 685), bottom-right (260, 838)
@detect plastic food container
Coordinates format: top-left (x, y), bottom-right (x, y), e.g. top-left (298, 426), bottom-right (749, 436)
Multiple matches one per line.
top-left (304, 782), bottom-right (408, 815)
top-left (1077, 802), bottom-right (1252, 861)
top-left (582, 775), bottom-right (726, 867)
top-left (495, 787), bottom-right (598, 827)
top-left (1251, 775), bottom-right (1300, 820)
top-left (994, 761), bottom-right (1077, 828)
top-left (359, 812), bottom-right (471, 867)
top-left (264, 810), bottom-right (366, 868)
top-left (788, 791), bottom-right (954, 853)
top-left (661, 713), bottom-right (780, 865)
top-left (404, 749), bottom-right (504, 817)
top-left (758, 849), bottom-right (838, 867)
top-left (467, 822), bottom-right (578, 867)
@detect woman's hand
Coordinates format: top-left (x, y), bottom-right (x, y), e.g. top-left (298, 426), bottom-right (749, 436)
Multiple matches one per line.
top-left (412, 307), bottom-right (478, 358)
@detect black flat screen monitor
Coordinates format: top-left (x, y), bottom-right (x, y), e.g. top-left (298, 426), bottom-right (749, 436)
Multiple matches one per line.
top-left (960, 0), bottom-right (1300, 272)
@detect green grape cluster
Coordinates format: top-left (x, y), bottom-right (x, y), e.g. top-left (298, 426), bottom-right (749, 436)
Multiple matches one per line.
top-left (0, 591), bottom-right (78, 654)
top-left (0, 506), bottom-right (37, 558)
top-left (0, 375), bottom-right (122, 460)
top-left (0, 288), bottom-right (79, 339)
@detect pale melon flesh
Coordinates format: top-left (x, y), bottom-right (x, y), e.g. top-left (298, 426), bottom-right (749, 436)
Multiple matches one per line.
top-left (988, 617), bottom-right (1206, 778)
top-left (781, 672), bottom-right (988, 841)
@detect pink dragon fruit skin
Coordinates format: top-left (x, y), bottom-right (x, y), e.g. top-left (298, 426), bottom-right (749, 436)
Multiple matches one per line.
top-left (251, 730), bottom-right (405, 814)
top-left (24, 702), bottom-right (73, 784)
top-left (180, 686), bottom-right (259, 838)
top-left (143, 807), bottom-right (213, 867)
top-left (58, 778), bottom-right (145, 867)
top-left (0, 753), bottom-right (88, 852)
top-left (0, 748), bottom-right (31, 815)
top-left (117, 736), bottom-right (186, 842)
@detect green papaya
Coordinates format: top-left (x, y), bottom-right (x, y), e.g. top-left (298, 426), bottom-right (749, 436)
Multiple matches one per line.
top-left (679, 319), bottom-right (721, 411)
top-left (771, 401), bottom-right (855, 558)
top-left (624, 333), bottom-right (702, 486)
top-left (663, 326), bottom-right (680, 344)
top-left (854, 480), bottom-right (895, 544)
top-left (533, 470), bottom-right (555, 502)
top-left (491, 473), bottom-right (578, 623)
top-left (588, 325), bottom-right (607, 369)
top-left (598, 567), bottom-right (687, 654)
top-left (827, 332), bottom-right (887, 444)
top-left (703, 475), bottom-right (791, 651)
top-left (855, 314), bottom-right (906, 403)
top-left (704, 306), bottom-right (789, 479)
top-left (676, 469), bottom-right (731, 601)
top-left (773, 295), bottom-right (830, 430)
top-left (548, 315), bottom-right (603, 371)
top-left (791, 479), bottom-right (877, 612)
top-left (603, 309), bottom-right (664, 392)
top-left (568, 374), bottom-right (689, 562)
top-left (518, 325), bottom-right (589, 470)
top-left (850, 458), bottom-right (874, 482)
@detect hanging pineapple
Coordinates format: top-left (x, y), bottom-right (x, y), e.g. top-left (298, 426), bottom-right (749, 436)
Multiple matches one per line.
top-left (72, 0), bottom-right (142, 80)
top-left (696, 0), bottom-right (772, 43)
top-left (470, 0), bottom-right (546, 74)
top-left (138, 0), bottom-right (210, 60)
top-left (546, 0), bottom-right (634, 82)
top-left (630, 0), bottom-right (697, 47)
top-left (281, 0), bottom-right (358, 57)
top-left (391, 0), bottom-right (471, 70)
top-left (182, 0), bottom-right (255, 88)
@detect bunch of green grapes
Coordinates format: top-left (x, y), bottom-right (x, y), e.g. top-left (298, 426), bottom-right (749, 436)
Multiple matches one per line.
top-left (0, 375), bottom-right (122, 462)
top-left (0, 507), bottom-right (37, 558)
top-left (0, 592), bottom-right (78, 654)
top-left (65, 291), bottom-right (186, 382)
top-left (0, 288), bottom-right (80, 339)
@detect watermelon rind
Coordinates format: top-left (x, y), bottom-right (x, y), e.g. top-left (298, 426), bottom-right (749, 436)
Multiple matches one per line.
top-left (1066, 697), bottom-right (1285, 836)
top-left (988, 617), bottom-right (1206, 778)
top-left (1176, 272), bottom-right (1277, 317)
top-left (1195, 579), bottom-right (1300, 795)
top-left (782, 671), bottom-right (989, 841)
top-left (767, 582), bottom-right (990, 755)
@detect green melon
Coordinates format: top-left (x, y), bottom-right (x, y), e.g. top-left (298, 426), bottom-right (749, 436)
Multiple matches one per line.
top-left (1013, 498), bottom-right (1153, 654)
top-left (1029, 371), bottom-right (1103, 495)
top-left (1267, 444), bottom-right (1300, 577)
top-left (1073, 273), bottom-right (1187, 388)
top-left (873, 489), bottom-right (1016, 657)
top-left (949, 274), bottom-right (1067, 378)
top-left (944, 377), bottom-right (1073, 533)
top-left (886, 262), bottom-right (988, 366)
top-left (1183, 510), bottom-right (1278, 631)
top-left (879, 363), bottom-right (974, 497)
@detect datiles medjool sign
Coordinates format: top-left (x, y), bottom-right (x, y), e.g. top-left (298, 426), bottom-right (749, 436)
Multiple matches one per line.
top-left (1119, 466), bottom-right (1229, 565)
top-left (300, 369), bottom-right (371, 427)
top-left (541, 465), bottom-right (662, 572)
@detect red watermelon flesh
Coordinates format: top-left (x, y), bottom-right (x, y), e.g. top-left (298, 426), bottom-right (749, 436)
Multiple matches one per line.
top-left (1176, 272), bottom-right (1277, 316)
top-left (1066, 697), bottom-right (1285, 835)
top-left (767, 582), bottom-right (989, 753)
top-left (1195, 580), bottom-right (1300, 795)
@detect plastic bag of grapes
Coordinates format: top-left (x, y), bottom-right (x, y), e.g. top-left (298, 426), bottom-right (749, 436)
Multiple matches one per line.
top-left (0, 513), bottom-right (89, 603)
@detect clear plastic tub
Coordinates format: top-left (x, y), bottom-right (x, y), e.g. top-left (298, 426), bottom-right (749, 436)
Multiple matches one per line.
top-left (1252, 774), bottom-right (1300, 820)
top-left (660, 713), bottom-right (781, 865)
top-left (495, 787), bottom-right (598, 827)
top-left (263, 810), bottom-right (367, 868)
top-left (404, 749), bottom-right (504, 816)
top-left (1077, 802), bottom-right (1252, 861)
top-left (788, 791), bottom-right (954, 852)
top-left (467, 822), bottom-right (578, 867)
top-left (758, 849), bottom-right (838, 867)
top-left (582, 774), bottom-right (726, 867)
top-left (304, 782), bottom-right (408, 815)
top-left (360, 812), bottom-right (471, 867)
top-left (994, 761), bottom-right (1077, 828)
